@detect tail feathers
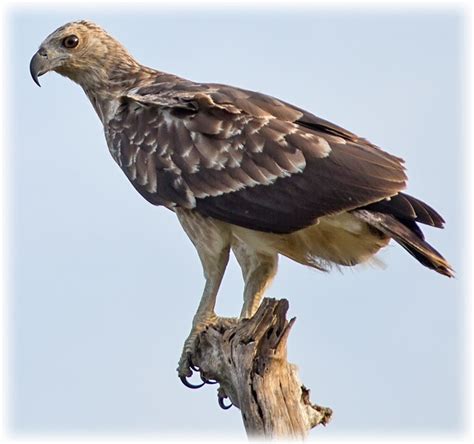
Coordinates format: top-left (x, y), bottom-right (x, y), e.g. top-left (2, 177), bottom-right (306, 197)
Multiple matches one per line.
top-left (354, 210), bottom-right (454, 277)
top-left (362, 192), bottom-right (445, 228)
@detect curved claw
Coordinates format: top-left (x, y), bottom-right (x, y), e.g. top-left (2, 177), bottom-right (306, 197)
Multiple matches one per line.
top-left (201, 374), bottom-right (218, 385)
top-left (218, 395), bottom-right (233, 410)
top-left (180, 375), bottom-right (206, 389)
top-left (188, 356), bottom-right (201, 372)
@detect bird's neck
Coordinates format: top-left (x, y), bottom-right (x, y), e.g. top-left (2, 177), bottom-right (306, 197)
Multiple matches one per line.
top-left (77, 63), bottom-right (157, 124)
top-left (82, 86), bottom-right (119, 124)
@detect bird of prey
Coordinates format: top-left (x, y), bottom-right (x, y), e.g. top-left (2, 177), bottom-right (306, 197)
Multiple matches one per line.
top-left (30, 20), bottom-right (453, 384)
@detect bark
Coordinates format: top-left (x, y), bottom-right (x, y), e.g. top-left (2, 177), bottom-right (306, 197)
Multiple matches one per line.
top-left (189, 298), bottom-right (332, 439)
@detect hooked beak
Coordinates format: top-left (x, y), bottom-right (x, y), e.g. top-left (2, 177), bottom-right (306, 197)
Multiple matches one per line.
top-left (29, 49), bottom-right (50, 87)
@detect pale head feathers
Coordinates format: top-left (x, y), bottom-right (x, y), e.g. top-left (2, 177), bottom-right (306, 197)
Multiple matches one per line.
top-left (39, 20), bottom-right (149, 90)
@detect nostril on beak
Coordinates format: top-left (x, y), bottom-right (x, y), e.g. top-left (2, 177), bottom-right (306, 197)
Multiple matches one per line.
top-left (38, 47), bottom-right (48, 58)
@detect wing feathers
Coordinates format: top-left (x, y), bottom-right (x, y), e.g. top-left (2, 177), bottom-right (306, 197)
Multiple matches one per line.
top-left (106, 79), bottom-right (413, 232)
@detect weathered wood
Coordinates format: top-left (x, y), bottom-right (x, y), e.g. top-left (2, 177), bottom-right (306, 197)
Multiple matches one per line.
top-left (189, 298), bottom-right (332, 439)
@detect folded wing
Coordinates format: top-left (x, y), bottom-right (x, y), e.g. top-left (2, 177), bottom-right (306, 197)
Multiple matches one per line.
top-left (105, 79), bottom-right (407, 233)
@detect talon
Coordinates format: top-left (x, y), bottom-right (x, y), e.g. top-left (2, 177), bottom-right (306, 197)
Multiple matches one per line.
top-left (189, 356), bottom-right (200, 372)
top-left (201, 374), bottom-right (218, 384)
top-left (218, 394), bottom-right (233, 410)
top-left (180, 375), bottom-right (206, 389)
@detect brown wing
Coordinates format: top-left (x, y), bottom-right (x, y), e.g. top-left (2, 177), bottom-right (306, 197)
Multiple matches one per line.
top-left (105, 78), bottom-right (407, 233)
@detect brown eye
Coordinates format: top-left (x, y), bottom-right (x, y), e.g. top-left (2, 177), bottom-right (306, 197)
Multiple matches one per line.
top-left (62, 35), bottom-right (79, 49)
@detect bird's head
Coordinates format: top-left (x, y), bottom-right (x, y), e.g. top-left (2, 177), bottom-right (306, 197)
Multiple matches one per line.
top-left (30, 20), bottom-right (139, 89)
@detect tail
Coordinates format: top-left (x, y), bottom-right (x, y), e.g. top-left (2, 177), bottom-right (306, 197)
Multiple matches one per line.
top-left (354, 193), bottom-right (454, 277)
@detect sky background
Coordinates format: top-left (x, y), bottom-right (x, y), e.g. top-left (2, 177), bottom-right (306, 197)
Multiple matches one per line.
top-left (7, 5), bottom-right (466, 440)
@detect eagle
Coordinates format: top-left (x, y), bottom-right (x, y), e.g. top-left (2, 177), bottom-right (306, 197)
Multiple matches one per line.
top-left (30, 20), bottom-right (453, 385)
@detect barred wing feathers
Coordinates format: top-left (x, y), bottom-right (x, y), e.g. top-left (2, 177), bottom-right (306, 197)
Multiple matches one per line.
top-left (106, 79), bottom-right (407, 233)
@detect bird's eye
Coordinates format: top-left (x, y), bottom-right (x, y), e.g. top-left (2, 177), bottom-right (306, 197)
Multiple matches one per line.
top-left (62, 35), bottom-right (79, 49)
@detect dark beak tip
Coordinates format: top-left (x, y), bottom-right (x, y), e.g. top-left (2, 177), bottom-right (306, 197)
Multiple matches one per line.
top-left (32, 77), bottom-right (41, 87)
top-left (29, 52), bottom-right (44, 87)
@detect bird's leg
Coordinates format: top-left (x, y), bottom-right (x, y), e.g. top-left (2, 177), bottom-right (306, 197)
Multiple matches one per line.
top-left (175, 210), bottom-right (231, 381)
top-left (178, 246), bottom-right (229, 379)
top-left (232, 240), bottom-right (278, 320)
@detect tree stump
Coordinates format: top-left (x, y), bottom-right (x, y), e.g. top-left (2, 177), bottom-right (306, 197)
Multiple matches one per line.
top-left (187, 298), bottom-right (332, 439)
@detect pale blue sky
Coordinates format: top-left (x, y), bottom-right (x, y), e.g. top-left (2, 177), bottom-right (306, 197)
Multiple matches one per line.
top-left (8, 6), bottom-right (465, 439)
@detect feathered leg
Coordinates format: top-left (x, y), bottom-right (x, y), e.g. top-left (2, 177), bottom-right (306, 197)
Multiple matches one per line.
top-left (232, 239), bottom-right (278, 319)
top-left (175, 209), bottom-right (232, 380)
